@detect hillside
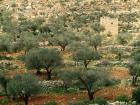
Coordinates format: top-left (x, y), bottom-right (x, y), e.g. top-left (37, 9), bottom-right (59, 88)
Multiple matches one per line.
top-left (0, 0), bottom-right (140, 105)
top-left (0, 0), bottom-right (140, 19)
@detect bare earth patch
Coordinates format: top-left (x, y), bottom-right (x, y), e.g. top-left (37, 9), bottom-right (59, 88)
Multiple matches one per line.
top-left (111, 67), bottom-right (130, 80)
top-left (3, 87), bottom-right (133, 105)
top-left (0, 51), bottom-right (24, 57)
top-left (95, 87), bottom-right (133, 101)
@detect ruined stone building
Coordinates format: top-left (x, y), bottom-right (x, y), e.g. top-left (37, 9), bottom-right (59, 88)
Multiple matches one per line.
top-left (100, 17), bottom-right (118, 36)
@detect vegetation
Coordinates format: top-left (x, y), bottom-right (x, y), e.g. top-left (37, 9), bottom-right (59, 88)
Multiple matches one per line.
top-left (77, 70), bottom-right (111, 100)
top-left (129, 64), bottom-right (140, 86)
top-left (0, 0), bottom-right (140, 104)
top-left (89, 34), bottom-right (102, 51)
top-left (73, 48), bottom-right (100, 68)
top-left (58, 71), bottom-right (78, 92)
top-left (25, 48), bottom-right (63, 79)
top-left (132, 88), bottom-right (140, 104)
top-left (25, 49), bottom-right (43, 75)
top-left (116, 95), bottom-right (129, 102)
top-left (43, 101), bottom-right (57, 105)
top-left (7, 74), bottom-right (41, 105)
top-left (94, 97), bottom-right (107, 105)
top-left (0, 74), bottom-right (9, 97)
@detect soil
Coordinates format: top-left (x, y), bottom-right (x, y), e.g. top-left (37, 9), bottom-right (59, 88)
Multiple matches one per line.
top-left (4, 87), bottom-right (133, 105)
top-left (111, 67), bottom-right (130, 80)
top-left (0, 52), bottom-right (133, 105)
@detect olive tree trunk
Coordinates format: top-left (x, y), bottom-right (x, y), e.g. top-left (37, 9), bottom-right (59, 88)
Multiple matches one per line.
top-left (46, 68), bottom-right (52, 80)
top-left (24, 96), bottom-right (29, 105)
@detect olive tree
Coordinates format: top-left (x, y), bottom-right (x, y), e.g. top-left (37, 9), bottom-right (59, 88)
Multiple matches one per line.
top-left (68, 41), bottom-right (82, 52)
top-left (25, 48), bottom-right (63, 80)
top-left (19, 17), bottom-right (45, 35)
top-left (0, 8), bottom-right (16, 34)
top-left (40, 48), bottom-right (63, 80)
top-left (111, 47), bottom-right (123, 61)
top-left (129, 51), bottom-right (140, 86)
top-left (133, 53), bottom-right (140, 63)
top-left (11, 32), bottom-right (39, 53)
top-left (77, 70), bottom-right (111, 100)
top-left (0, 74), bottom-right (9, 97)
top-left (25, 49), bottom-right (43, 75)
top-left (133, 88), bottom-right (140, 104)
top-left (22, 35), bottom-right (39, 53)
top-left (73, 48), bottom-right (100, 68)
top-left (89, 34), bottom-right (102, 51)
top-left (68, 41), bottom-right (88, 53)
top-left (129, 64), bottom-right (140, 86)
top-left (0, 37), bottom-right (10, 52)
top-left (49, 31), bottom-right (76, 51)
top-left (7, 74), bottom-right (41, 105)
top-left (58, 71), bottom-right (78, 92)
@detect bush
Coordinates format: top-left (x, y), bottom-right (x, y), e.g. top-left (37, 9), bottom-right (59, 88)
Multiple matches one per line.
top-left (42, 101), bottom-right (57, 105)
top-left (16, 55), bottom-right (25, 61)
top-left (14, 102), bottom-right (24, 105)
top-left (83, 100), bottom-right (94, 104)
top-left (0, 56), bottom-right (13, 60)
top-left (0, 98), bottom-right (9, 105)
top-left (67, 88), bottom-right (78, 94)
top-left (0, 39), bottom-right (10, 52)
top-left (68, 100), bottom-right (85, 105)
top-left (132, 88), bottom-right (140, 104)
top-left (94, 97), bottom-right (107, 105)
top-left (116, 95), bottom-right (129, 102)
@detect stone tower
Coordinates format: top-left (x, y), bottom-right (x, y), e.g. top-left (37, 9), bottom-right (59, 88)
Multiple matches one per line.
top-left (100, 16), bottom-right (118, 36)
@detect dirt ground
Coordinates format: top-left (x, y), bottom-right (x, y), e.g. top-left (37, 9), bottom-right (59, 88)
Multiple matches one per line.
top-left (3, 65), bottom-right (132, 104)
top-left (0, 52), bottom-right (133, 105)
top-left (0, 51), bottom-right (24, 57)
top-left (4, 86), bottom-right (133, 105)
top-left (111, 67), bottom-right (130, 80)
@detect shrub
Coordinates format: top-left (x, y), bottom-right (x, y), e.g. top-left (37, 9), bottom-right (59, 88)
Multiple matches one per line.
top-left (132, 88), bottom-right (140, 104)
top-left (0, 98), bottom-right (9, 105)
top-left (94, 97), bottom-right (107, 105)
top-left (0, 39), bottom-right (10, 52)
top-left (0, 56), bottom-right (13, 60)
top-left (14, 102), bottom-right (24, 105)
top-left (68, 100), bottom-right (85, 105)
top-left (67, 88), bottom-right (78, 94)
top-left (116, 95), bottom-right (129, 102)
top-left (16, 55), bottom-right (25, 61)
top-left (73, 48), bottom-right (100, 69)
top-left (42, 101), bottom-right (57, 105)
top-left (83, 100), bottom-right (94, 104)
